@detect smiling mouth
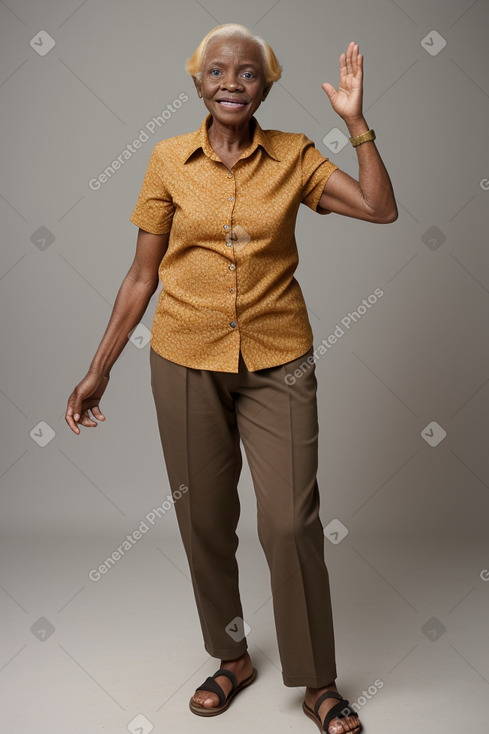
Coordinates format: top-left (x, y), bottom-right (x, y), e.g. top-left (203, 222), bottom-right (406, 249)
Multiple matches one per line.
top-left (217, 100), bottom-right (248, 108)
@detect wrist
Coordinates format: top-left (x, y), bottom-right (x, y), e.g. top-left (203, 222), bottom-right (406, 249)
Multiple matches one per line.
top-left (344, 116), bottom-right (369, 136)
top-left (89, 363), bottom-right (110, 378)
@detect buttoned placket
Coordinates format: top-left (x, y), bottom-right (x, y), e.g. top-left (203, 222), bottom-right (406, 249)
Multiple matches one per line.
top-left (224, 167), bottom-right (239, 331)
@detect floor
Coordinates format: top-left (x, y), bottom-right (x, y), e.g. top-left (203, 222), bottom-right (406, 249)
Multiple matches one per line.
top-left (0, 528), bottom-right (486, 733)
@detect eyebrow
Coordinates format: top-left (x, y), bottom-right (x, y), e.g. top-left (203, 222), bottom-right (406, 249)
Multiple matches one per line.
top-left (204, 58), bottom-right (259, 69)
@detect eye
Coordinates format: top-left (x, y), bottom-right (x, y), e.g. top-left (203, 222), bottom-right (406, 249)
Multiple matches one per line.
top-left (209, 69), bottom-right (222, 77)
top-left (242, 71), bottom-right (255, 80)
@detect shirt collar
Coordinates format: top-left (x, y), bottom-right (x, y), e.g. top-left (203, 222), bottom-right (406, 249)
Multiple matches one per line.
top-left (182, 113), bottom-right (281, 164)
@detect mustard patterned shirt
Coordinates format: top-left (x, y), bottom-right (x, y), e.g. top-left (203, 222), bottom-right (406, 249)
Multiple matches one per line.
top-left (130, 113), bottom-right (338, 372)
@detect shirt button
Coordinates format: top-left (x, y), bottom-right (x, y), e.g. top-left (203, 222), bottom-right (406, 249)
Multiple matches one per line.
top-left (230, 321), bottom-right (236, 328)
top-left (226, 242), bottom-right (232, 247)
top-left (224, 225), bottom-right (229, 230)
top-left (229, 288), bottom-right (234, 293)
top-left (229, 264), bottom-right (235, 271)
top-left (228, 196), bottom-right (234, 201)
top-left (227, 172), bottom-right (233, 178)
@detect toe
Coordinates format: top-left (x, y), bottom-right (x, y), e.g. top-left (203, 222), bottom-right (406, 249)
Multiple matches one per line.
top-left (332, 714), bottom-right (361, 734)
top-left (346, 714), bottom-right (361, 733)
top-left (192, 691), bottom-right (219, 708)
top-left (328, 714), bottom-right (362, 734)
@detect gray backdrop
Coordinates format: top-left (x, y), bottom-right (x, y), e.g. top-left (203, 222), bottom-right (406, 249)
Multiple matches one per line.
top-left (1, 1), bottom-right (488, 732)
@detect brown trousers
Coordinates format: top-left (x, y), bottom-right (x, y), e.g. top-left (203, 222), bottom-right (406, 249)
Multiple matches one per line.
top-left (149, 344), bottom-right (337, 687)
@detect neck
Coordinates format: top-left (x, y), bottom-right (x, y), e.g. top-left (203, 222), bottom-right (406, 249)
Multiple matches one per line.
top-left (207, 116), bottom-right (254, 152)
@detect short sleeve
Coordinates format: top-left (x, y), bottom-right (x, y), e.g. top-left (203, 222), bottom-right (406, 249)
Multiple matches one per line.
top-left (300, 135), bottom-right (339, 215)
top-left (130, 143), bottom-right (175, 234)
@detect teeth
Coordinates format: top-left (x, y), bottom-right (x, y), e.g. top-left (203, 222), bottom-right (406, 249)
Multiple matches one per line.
top-left (219, 101), bottom-right (245, 107)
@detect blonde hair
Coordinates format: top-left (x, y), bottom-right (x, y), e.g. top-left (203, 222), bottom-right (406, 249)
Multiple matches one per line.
top-left (186, 23), bottom-right (282, 86)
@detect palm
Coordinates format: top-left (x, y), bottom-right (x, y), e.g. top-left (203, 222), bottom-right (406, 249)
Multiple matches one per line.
top-left (322, 41), bottom-right (363, 121)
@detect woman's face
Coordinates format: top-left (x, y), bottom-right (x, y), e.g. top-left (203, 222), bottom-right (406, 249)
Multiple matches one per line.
top-left (196, 36), bottom-right (271, 125)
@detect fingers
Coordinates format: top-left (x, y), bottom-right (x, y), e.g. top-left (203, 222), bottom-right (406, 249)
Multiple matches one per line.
top-left (65, 407), bottom-right (80, 434)
top-left (339, 44), bottom-right (354, 80)
top-left (343, 42), bottom-right (361, 72)
top-left (321, 81), bottom-right (336, 100)
top-left (90, 406), bottom-right (106, 421)
top-left (65, 404), bottom-right (106, 434)
top-left (65, 372), bottom-right (109, 435)
top-left (65, 395), bottom-right (81, 434)
top-left (80, 411), bottom-right (98, 427)
top-left (338, 42), bottom-right (363, 91)
top-left (346, 42), bottom-right (356, 71)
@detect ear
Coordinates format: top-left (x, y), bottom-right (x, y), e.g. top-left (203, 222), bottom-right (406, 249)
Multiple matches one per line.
top-left (192, 76), bottom-right (202, 98)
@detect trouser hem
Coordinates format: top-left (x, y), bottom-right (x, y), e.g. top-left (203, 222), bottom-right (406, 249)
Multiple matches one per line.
top-left (282, 667), bottom-right (337, 688)
top-left (204, 641), bottom-right (249, 660)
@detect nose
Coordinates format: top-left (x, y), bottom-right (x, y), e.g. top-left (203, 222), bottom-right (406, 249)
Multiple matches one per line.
top-left (221, 74), bottom-right (243, 91)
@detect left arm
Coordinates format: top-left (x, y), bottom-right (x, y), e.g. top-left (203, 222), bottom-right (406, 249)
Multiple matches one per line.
top-left (318, 42), bottom-right (398, 224)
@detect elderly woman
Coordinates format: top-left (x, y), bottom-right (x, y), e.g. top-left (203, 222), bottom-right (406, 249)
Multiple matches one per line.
top-left (66, 23), bottom-right (396, 734)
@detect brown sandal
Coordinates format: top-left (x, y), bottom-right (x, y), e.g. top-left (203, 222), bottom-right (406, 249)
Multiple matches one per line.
top-left (303, 689), bottom-right (362, 733)
top-left (189, 667), bottom-right (257, 716)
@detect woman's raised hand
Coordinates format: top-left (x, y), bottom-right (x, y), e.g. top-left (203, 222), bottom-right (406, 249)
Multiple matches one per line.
top-left (322, 41), bottom-right (364, 123)
top-left (65, 370), bottom-right (109, 435)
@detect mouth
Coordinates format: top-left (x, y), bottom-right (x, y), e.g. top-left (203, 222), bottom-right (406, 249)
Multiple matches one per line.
top-left (216, 99), bottom-right (248, 108)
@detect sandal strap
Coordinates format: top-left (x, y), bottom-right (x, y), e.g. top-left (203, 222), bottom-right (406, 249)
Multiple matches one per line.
top-left (321, 699), bottom-right (358, 732)
top-left (194, 669), bottom-right (238, 708)
top-left (213, 668), bottom-right (238, 690)
top-left (195, 677), bottom-right (227, 707)
top-left (314, 690), bottom-right (342, 717)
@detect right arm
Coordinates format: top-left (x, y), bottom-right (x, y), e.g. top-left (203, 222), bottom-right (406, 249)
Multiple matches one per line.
top-left (65, 229), bottom-right (170, 435)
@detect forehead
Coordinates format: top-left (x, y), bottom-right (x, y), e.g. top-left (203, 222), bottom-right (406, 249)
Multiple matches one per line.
top-left (204, 36), bottom-right (263, 65)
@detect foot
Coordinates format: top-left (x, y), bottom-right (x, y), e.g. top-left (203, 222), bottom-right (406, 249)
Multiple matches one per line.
top-left (191, 651), bottom-right (253, 710)
top-left (305, 681), bottom-right (362, 734)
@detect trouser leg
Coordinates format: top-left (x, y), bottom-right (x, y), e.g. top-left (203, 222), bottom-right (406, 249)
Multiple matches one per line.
top-left (149, 347), bottom-right (247, 660)
top-left (234, 347), bottom-right (337, 687)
